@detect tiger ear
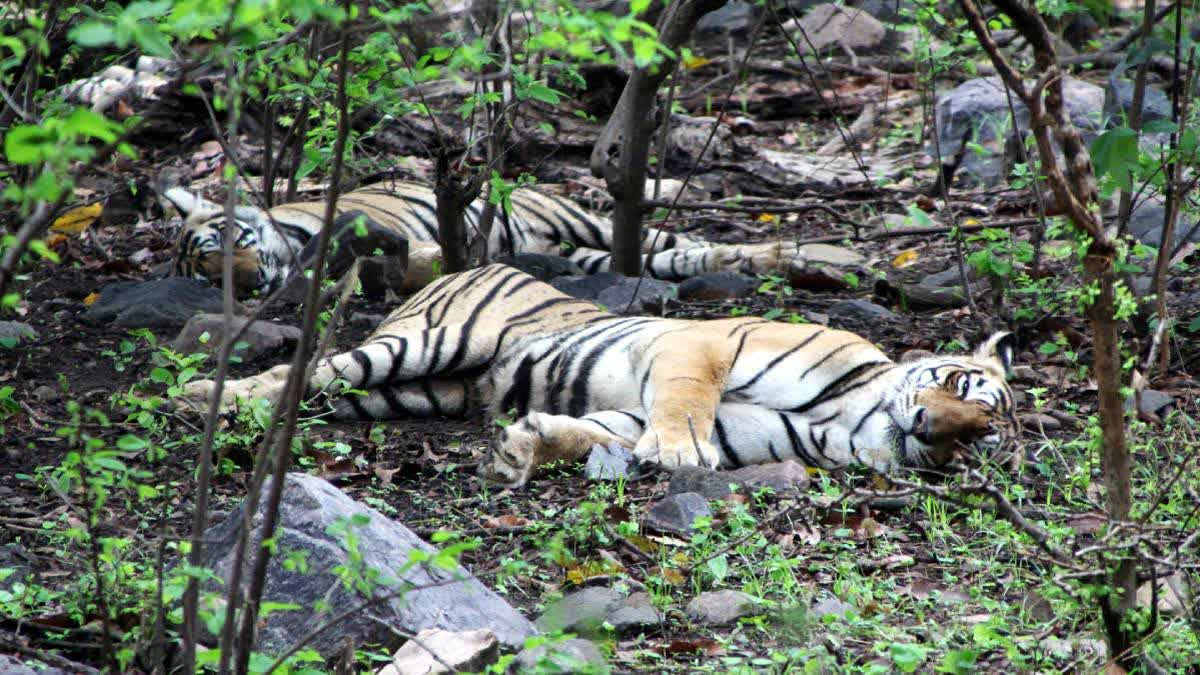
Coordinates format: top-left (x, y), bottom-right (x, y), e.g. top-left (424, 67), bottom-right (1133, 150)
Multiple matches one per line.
top-left (161, 187), bottom-right (221, 221)
top-left (974, 331), bottom-right (1015, 377)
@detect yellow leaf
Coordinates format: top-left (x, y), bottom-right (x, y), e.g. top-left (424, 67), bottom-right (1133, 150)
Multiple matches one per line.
top-left (871, 474), bottom-right (890, 491)
top-left (83, 292), bottom-right (100, 306)
top-left (756, 213), bottom-right (780, 223)
top-left (45, 233), bottom-right (68, 247)
top-left (51, 203), bottom-right (103, 234)
top-left (683, 54), bottom-right (711, 70)
top-left (963, 217), bottom-right (980, 227)
top-left (891, 248), bottom-right (919, 269)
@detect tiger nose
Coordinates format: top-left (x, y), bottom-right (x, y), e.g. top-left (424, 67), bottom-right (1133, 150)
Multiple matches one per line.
top-left (913, 408), bottom-right (934, 444)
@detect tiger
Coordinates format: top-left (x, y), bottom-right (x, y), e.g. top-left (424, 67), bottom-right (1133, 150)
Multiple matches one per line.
top-left (163, 180), bottom-right (804, 298)
top-left (175, 264), bottom-right (1019, 487)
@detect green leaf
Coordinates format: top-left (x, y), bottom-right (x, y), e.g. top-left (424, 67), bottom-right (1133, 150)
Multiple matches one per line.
top-left (67, 108), bottom-right (120, 143)
top-left (526, 83), bottom-right (561, 105)
top-left (631, 0), bottom-right (651, 13)
top-left (116, 435), bottom-right (149, 451)
top-left (889, 643), bottom-right (928, 673)
top-left (1090, 126), bottom-right (1138, 191)
top-left (936, 649), bottom-right (977, 674)
top-left (70, 21), bottom-right (115, 47)
top-left (4, 125), bottom-right (53, 165)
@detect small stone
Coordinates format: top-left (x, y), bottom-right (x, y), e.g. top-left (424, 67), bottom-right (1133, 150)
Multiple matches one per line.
top-left (595, 278), bottom-right (677, 315)
top-left (606, 592), bottom-right (660, 632)
top-left (0, 321), bottom-right (37, 343)
top-left (667, 465), bottom-right (741, 500)
top-left (686, 590), bottom-right (760, 626)
top-left (726, 461), bottom-right (811, 494)
top-left (921, 266), bottom-right (978, 288)
top-left (585, 443), bottom-right (636, 481)
top-left (350, 312), bottom-right (386, 330)
top-left (172, 314), bottom-right (303, 363)
top-left (1010, 365), bottom-right (1039, 383)
top-left (790, 3), bottom-right (888, 54)
top-left (828, 299), bottom-right (901, 323)
top-left (643, 492), bottom-right (712, 534)
top-left (1125, 389), bottom-right (1175, 417)
top-left (811, 596), bottom-right (854, 621)
top-left (677, 272), bottom-right (758, 302)
top-left (1042, 636), bottom-right (1073, 661)
top-left (494, 253), bottom-right (584, 281)
top-left (33, 385), bottom-right (59, 403)
top-left (377, 628), bottom-right (498, 675)
top-left (1019, 412), bottom-right (1062, 432)
top-left (899, 349), bottom-right (935, 363)
top-left (536, 586), bottom-right (659, 637)
top-left (514, 638), bottom-right (607, 673)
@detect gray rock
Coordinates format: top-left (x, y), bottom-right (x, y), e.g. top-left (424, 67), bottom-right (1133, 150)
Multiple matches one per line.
top-left (494, 253), bottom-right (585, 281)
top-left (0, 655), bottom-right (76, 675)
top-left (667, 466), bottom-right (744, 500)
top-left (677, 272), bottom-right (758, 302)
top-left (828, 298), bottom-right (901, 323)
top-left (1125, 389), bottom-right (1175, 417)
top-left (1125, 197), bottom-right (1200, 250)
top-left (686, 590), bottom-right (760, 626)
top-left (643, 492), bottom-right (712, 534)
top-left (536, 586), bottom-right (660, 637)
top-left (32, 384), bottom-right (58, 403)
top-left (1104, 79), bottom-right (1172, 129)
top-left (921, 266), bottom-right (978, 288)
top-left (793, 3), bottom-right (888, 54)
top-left (595, 278), bottom-right (677, 315)
top-left (726, 461), bottom-right (812, 494)
top-left (550, 273), bottom-right (626, 301)
top-left (668, 461), bottom-right (811, 500)
top-left (172, 314), bottom-right (302, 362)
top-left (192, 473), bottom-right (534, 661)
top-left (606, 592), bottom-right (660, 632)
top-left (0, 320), bottom-right (37, 344)
top-left (514, 637), bottom-right (608, 673)
top-left (585, 443), bottom-right (637, 481)
top-left (0, 544), bottom-right (36, 593)
top-left (697, 0), bottom-right (756, 39)
top-left (377, 628), bottom-right (498, 675)
top-left (811, 596), bottom-right (854, 621)
top-left (1042, 636), bottom-right (1073, 661)
top-left (83, 278), bottom-right (236, 329)
top-left (934, 76), bottom-right (1104, 187)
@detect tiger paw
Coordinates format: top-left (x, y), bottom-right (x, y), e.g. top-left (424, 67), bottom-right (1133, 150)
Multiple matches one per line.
top-left (478, 413), bottom-right (543, 487)
top-left (714, 242), bottom-right (802, 276)
top-left (173, 364), bottom-right (291, 416)
top-left (633, 432), bottom-right (720, 470)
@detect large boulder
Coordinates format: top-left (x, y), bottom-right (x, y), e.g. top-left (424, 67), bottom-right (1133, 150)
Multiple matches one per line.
top-left (192, 473), bottom-right (535, 662)
top-left (82, 277), bottom-right (236, 329)
top-left (934, 76), bottom-right (1104, 187)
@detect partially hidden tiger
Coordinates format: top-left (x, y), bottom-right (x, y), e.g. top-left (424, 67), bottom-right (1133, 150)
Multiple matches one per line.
top-left (164, 180), bottom-right (807, 298)
top-left (176, 264), bottom-right (1020, 487)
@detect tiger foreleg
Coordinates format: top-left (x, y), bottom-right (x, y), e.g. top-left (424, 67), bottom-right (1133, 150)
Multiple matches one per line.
top-left (175, 363), bottom-right (293, 415)
top-left (633, 344), bottom-right (727, 470)
top-left (479, 410), bottom-right (642, 487)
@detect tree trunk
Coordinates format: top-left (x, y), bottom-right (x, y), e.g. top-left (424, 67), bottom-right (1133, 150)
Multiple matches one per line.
top-left (590, 0), bottom-right (727, 276)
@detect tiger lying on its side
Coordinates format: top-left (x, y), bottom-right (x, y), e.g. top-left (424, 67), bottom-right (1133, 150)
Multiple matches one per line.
top-left (164, 181), bottom-right (804, 298)
top-left (176, 264), bottom-right (1019, 487)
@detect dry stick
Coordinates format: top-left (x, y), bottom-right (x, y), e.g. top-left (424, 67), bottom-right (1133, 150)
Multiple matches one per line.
top-left (923, 50), bottom-right (979, 322)
top-left (1151, 34), bottom-right (1195, 376)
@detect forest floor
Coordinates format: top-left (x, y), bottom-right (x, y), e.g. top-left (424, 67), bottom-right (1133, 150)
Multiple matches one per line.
top-left (3, 7), bottom-right (1200, 675)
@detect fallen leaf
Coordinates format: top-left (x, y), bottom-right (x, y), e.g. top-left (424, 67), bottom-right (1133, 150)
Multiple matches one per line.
top-left (756, 213), bottom-right (780, 223)
top-left (373, 466), bottom-right (400, 485)
top-left (83, 291), bottom-right (100, 306)
top-left (484, 514), bottom-right (529, 529)
top-left (649, 566), bottom-right (686, 586)
top-left (683, 54), bottom-right (712, 70)
top-left (51, 203), bottom-right (103, 234)
top-left (891, 248), bottom-right (919, 268)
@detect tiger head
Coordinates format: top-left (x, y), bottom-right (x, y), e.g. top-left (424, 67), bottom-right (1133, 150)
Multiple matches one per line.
top-left (163, 187), bottom-right (275, 297)
top-left (890, 332), bottom-right (1019, 470)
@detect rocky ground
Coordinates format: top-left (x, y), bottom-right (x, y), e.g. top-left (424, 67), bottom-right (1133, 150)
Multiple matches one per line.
top-left (3, 1), bottom-right (1200, 673)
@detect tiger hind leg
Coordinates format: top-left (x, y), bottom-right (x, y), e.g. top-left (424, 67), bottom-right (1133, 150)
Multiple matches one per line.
top-left (479, 410), bottom-right (646, 487)
top-left (329, 378), bottom-right (471, 420)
